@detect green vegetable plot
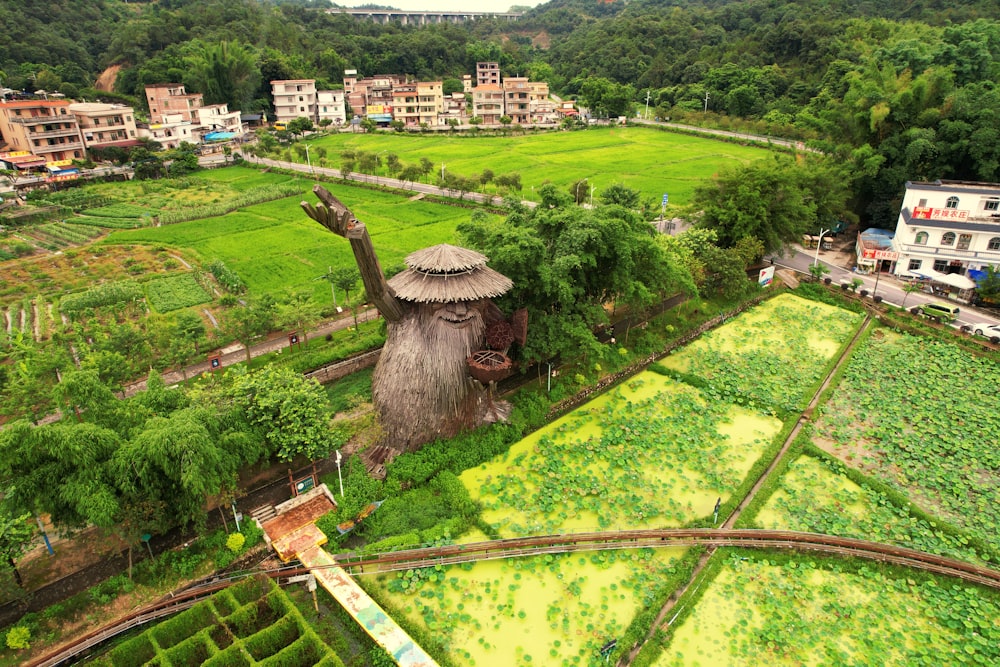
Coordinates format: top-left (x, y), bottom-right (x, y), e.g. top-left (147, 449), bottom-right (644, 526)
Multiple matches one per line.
top-left (143, 274), bottom-right (212, 313)
top-left (658, 294), bottom-right (863, 413)
top-left (812, 331), bottom-right (1000, 544)
top-left (653, 554), bottom-right (1000, 667)
top-left (463, 372), bottom-right (782, 537)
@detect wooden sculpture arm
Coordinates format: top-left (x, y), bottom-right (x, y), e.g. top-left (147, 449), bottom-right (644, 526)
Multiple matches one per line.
top-left (301, 185), bottom-right (406, 322)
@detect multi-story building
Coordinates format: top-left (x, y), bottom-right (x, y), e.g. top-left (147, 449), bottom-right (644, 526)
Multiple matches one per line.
top-left (472, 84), bottom-right (504, 125)
top-left (476, 62), bottom-right (500, 87)
top-left (527, 81), bottom-right (558, 124)
top-left (890, 180), bottom-right (1000, 282)
top-left (0, 99), bottom-right (85, 162)
top-left (146, 84), bottom-right (203, 124)
top-left (195, 104), bottom-right (243, 137)
top-left (69, 103), bottom-right (139, 149)
top-left (502, 77), bottom-right (530, 125)
top-left (139, 113), bottom-right (196, 150)
top-left (317, 90), bottom-right (347, 126)
top-left (440, 93), bottom-right (467, 125)
top-left (392, 83), bottom-right (420, 126)
top-left (271, 79), bottom-right (317, 124)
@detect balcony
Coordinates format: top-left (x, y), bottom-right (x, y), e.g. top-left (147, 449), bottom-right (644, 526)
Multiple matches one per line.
top-left (898, 243), bottom-right (1000, 261)
top-left (27, 127), bottom-right (81, 140)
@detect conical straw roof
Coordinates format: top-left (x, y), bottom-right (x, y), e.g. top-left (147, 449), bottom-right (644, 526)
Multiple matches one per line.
top-left (387, 243), bottom-right (513, 303)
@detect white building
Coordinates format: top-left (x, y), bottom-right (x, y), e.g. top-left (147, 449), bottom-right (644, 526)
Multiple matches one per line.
top-left (195, 104), bottom-right (243, 137)
top-left (891, 180), bottom-right (1000, 281)
top-left (317, 90), bottom-right (347, 126)
top-left (138, 112), bottom-right (196, 150)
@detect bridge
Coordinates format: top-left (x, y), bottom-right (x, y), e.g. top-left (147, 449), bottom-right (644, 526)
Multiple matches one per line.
top-left (326, 8), bottom-right (523, 25)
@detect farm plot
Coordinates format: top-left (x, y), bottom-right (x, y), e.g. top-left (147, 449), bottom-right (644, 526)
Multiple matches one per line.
top-left (752, 453), bottom-right (988, 564)
top-left (90, 574), bottom-right (345, 666)
top-left (308, 126), bottom-right (771, 205)
top-left (811, 330), bottom-right (1000, 552)
top-left (143, 274), bottom-right (212, 313)
top-left (107, 181), bottom-right (486, 299)
top-left (658, 293), bottom-right (864, 414)
top-left (369, 529), bottom-right (686, 667)
top-left (0, 246), bottom-right (183, 303)
top-left (650, 553), bottom-right (1000, 667)
top-left (462, 371), bottom-right (783, 537)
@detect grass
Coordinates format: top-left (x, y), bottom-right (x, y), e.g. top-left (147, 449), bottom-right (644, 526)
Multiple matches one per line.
top-left (304, 125), bottom-right (770, 205)
top-left (104, 171), bottom-right (487, 300)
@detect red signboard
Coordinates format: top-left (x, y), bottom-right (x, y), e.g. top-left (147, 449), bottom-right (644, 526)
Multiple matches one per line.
top-left (912, 206), bottom-right (968, 221)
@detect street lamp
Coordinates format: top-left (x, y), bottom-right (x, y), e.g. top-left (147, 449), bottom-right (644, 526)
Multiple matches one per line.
top-left (304, 144), bottom-right (313, 175)
top-left (335, 450), bottom-right (344, 497)
top-left (813, 227), bottom-right (831, 267)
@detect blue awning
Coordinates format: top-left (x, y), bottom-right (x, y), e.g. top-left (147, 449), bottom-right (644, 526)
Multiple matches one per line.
top-left (203, 131), bottom-right (236, 141)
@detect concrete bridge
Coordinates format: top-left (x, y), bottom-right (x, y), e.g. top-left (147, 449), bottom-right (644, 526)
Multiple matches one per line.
top-left (326, 8), bottom-right (523, 24)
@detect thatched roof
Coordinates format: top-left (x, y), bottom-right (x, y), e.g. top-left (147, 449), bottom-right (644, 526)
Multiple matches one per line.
top-left (388, 243), bottom-right (513, 303)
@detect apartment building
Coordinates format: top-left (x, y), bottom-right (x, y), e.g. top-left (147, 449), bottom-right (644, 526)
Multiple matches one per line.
top-left (476, 62), bottom-right (501, 87)
top-left (440, 93), bottom-right (467, 125)
top-left (0, 99), bottom-right (84, 162)
top-left (502, 77), bottom-right (531, 125)
top-left (890, 180), bottom-right (1000, 280)
top-left (271, 79), bottom-right (317, 124)
top-left (69, 102), bottom-right (139, 149)
top-left (317, 90), bottom-right (347, 125)
top-left (392, 83), bottom-right (420, 126)
top-left (146, 84), bottom-right (203, 124)
top-left (472, 84), bottom-right (504, 125)
top-left (392, 81), bottom-right (444, 126)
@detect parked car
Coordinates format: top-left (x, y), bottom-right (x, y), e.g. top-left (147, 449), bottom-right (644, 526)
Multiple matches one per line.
top-left (970, 322), bottom-right (1000, 342)
top-left (911, 301), bottom-right (960, 322)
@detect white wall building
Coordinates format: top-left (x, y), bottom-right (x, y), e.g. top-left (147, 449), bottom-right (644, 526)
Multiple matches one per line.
top-left (317, 90), bottom-right (347, 126)
top-left (195, 104), bottom-right (243, 137)
top-left (271, 79), bottom-right (317, 124)
top-left (891, 180), bottom-right (1000, 280)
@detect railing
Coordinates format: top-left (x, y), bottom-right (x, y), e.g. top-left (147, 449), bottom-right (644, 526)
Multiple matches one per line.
top-left (897, 243), bottom-right (1000, 260)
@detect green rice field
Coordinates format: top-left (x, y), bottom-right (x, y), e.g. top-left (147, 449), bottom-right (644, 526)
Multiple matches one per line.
top-left (305, 125), bottom-right (771, 205)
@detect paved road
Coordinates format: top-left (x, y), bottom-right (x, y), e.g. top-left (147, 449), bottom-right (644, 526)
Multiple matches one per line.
top-left (776, 244), bottom-right (1000, 332)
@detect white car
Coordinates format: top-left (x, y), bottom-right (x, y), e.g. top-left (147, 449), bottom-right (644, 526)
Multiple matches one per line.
top-left (970, 322), bottom-right (1000, 340)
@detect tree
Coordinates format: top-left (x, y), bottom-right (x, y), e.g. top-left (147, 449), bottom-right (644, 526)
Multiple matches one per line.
top-left (334, 267), bottom-right (362, 331)
top-left (286, 116), bottom-right (314, 138)
top-left (222, 296), bottom-right (277, 364)
top-left (459, 195), bottom-right (692, 364)
top-left (808, 263), bottom-right (831, 281)
top-left (569, 178), bottom-right (589, 205)
top-left (279, 290), bottom-right (320, 344)
top-left (173, 311), bottom-right (206, 354)
top-left (225, 366), bottom-right (340, 462)
top-left (692, 158), bottom-right (852, 253)
top-left (0, 511), bottom-right (33, 588)
top-left (599, 183), bottom-right (641, 209)
top-left (183, 40), bottom-right (261, 111)
top-left (900, 282), bottom-right (925, 309)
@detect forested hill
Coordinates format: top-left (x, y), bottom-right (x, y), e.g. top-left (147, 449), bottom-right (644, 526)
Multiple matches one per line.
top-left (1, 0), bottom-right (999, 225)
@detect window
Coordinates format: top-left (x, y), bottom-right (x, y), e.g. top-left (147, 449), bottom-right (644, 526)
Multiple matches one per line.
top-left (946, 196), bottom-right (959, 209)
top-left (908, 259), bottom-right (922, 271)
top-left (986, 200), bottom-right (1000, 211)
top-left (941, 232), bottom-right (956, 245)
top-left (989, 237), bottom-right (1000, 251)
top-left (958, 233), bottom-right (972, 250)
top-left (914, 231), bottom-right (929, 245)
top-left (933, 260), bottom-right (948, 272)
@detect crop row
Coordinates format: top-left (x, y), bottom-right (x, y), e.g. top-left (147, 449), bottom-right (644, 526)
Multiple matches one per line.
top-left (81, 203), bottom-right (154, 219)
top-left (70, 214), bottom-right (149, 229)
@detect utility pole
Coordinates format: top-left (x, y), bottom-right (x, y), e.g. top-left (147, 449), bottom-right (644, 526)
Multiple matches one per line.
top-left (703, 92), bottom-right (710, 113)
top-left (644, 89), bottom-right (651, 119)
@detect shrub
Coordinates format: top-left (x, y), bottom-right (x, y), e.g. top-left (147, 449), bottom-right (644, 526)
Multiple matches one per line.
top-left (226, 532), bottom-right (246, 553)
top-left (5, 626), bottom-right (30, 650)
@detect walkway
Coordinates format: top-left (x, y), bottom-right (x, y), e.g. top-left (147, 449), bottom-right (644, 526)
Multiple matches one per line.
top-left (259, 486), bottom-right (438, 667)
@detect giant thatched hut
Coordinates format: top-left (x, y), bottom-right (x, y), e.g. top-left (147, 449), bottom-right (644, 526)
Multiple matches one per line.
top-left (301, 186), bottom-right (514, 453)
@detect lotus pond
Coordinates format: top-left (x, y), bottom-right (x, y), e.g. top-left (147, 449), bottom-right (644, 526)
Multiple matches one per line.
top-left (462, 371), bottom-right (782, 537)
top-left (811, 330), bottom-right (1000, 549)
top-left (658, 293), bottom-right (864, 413)
top-left (369, 529), bottom-right (687, 667)
top-left (651, 553), bottom-right (1000, 666)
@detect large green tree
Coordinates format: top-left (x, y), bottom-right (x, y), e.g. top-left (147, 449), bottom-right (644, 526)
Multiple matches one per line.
top-left (183, 40), bottom-right (261, 111)
top-left (459, 187), bottom-right (693, 364)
